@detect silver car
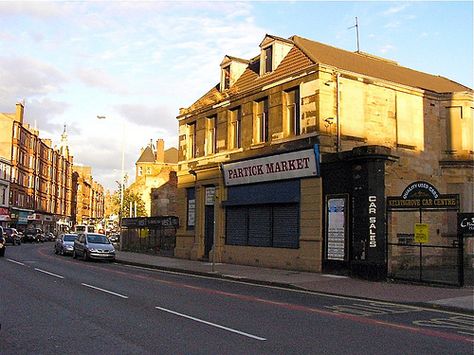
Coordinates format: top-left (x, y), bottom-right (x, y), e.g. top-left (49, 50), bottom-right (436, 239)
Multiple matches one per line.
top-left (73, 233), bottom-right (115, 261)
top-left (54, 233), bottom-right (78, 255)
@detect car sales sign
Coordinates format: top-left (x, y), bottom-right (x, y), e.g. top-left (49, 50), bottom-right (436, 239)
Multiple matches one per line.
top-left (222, 147), bottom-right (320, 186)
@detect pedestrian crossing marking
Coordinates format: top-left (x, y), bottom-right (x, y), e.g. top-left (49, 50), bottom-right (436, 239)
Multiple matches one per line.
top-left (413, 316), bottom-right (474, 336)
top-left (326, 302), bottom-right (422, 316)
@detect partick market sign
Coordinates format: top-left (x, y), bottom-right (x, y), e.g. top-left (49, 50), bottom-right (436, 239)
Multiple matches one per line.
top-left (222, 147), bottom-right (320, 186)
top-left (387, 181), bottom-right (459, 211)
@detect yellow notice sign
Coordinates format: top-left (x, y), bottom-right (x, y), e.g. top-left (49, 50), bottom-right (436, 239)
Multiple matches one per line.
top-left (414, 223), bottom-right (429, 243)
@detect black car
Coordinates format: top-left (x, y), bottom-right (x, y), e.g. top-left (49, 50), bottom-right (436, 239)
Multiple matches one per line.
top-left (24, 228), bottom-right (44, 243)
top-left (4, 227), bottom-right (22, 245)
top-left (0, 226), bottom-right (6, 257)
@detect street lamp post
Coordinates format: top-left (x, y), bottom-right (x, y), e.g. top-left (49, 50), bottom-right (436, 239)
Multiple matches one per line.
top-left (97, 115), bottom-right (125, 242)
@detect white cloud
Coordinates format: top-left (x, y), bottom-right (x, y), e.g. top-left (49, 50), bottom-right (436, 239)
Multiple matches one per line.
top-left (74, 67), bottom-right (129, 95)
top-left (379, 44), bottom-right (396, 54)
top-left (0, 56), bottom-right (67, 112)
top-left (382, 4), bottom-right (410, 16)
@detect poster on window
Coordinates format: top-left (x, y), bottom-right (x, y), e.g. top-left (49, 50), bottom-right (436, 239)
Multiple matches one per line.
top-left (187, 199), bottom-right (195, 227)
top-left (326, 198), bottom-right (346, 261)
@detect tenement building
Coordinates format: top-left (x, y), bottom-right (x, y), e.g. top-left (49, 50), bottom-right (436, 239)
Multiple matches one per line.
top-left (175, 34), bottom-right (473, 279)
top-left (0, 103), bottom-right (74, 233)
top-left (71, 165), bottom-right (105, 228)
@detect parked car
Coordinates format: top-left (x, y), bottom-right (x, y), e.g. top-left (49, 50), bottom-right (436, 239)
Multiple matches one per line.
top-left (54, 233), bottom-right (78, 255)
top-left (4, 227), bottom-right (22, 245)
top-left (108, 234), bottom-right (120, 243)
top-left (44, 232), bottom-right (56, 242)
top-left (24, 228), bottom-right (44, 243)
top-left (73, 233), bottom-right (115, 261)
top-left (0, 226), bottom-right (6, 257)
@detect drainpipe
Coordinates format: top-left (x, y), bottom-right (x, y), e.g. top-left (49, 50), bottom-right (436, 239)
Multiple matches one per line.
top-left (336, 73), bottom-right (341, 153)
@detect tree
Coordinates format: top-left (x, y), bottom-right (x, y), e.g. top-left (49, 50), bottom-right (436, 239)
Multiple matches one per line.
top-left (111, 181), bottom-right (147, 218)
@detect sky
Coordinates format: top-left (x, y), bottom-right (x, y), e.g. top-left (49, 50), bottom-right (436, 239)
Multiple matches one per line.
top-left (0, 1), bottom-right (472, 191)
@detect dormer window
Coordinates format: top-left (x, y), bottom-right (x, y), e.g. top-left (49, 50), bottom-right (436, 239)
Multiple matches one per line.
top-left (259, 35), bottom-right (293, 76)
top-left (220, 56), bottom-right (249, 92)
top-left (264, 46), bottom-right (273, 73)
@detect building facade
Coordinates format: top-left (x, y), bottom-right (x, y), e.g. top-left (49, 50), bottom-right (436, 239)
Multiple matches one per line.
top-left (71, 165), bottom-right (104, 228)
top-left (0, 157), bottom-right (11, 227)
top-left (0, 103), bottom-right (74, 233)
top-left (128, 138), bottom-right (178, 216)
top-left (175, 34), bottom-right (473, 278)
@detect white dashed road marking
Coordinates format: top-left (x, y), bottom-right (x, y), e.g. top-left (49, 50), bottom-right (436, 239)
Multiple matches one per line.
top-left (156, 306), bottom-right (266, 341)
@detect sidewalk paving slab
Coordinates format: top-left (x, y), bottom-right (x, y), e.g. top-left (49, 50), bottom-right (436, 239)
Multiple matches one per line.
top-left (115, 251), bottom-right (474, 314)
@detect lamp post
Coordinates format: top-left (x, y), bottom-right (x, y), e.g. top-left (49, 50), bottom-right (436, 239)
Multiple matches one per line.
top-left (97, 115), bottom-right (125, 237)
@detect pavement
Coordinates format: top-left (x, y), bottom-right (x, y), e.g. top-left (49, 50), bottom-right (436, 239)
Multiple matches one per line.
top-left (115, 250), bottom-right (474, 314)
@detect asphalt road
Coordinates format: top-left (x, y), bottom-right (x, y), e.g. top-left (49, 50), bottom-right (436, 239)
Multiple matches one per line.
top-left (1, 243), bottom-right (473, 355)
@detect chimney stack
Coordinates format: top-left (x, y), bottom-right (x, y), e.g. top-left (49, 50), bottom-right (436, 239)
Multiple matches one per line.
top-left (16, 102), bottom-right (24, 124)
top-left (156, 139), bottom-right (165, 163)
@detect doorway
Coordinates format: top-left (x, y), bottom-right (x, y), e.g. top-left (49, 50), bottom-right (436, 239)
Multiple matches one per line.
top-left (204, 205), bottom-right (214, 259)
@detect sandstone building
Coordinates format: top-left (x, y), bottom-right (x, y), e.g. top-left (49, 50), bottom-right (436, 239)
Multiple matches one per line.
top-left (128, 139), bottom-right (178, 216)
top-left (175, 34), bottom-right (472, 279)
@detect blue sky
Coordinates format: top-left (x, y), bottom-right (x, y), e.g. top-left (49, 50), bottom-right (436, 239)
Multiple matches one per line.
top-left (0, 1), bottom-right (472, 190)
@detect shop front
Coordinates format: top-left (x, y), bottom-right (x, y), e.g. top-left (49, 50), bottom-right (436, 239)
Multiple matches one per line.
top-left (0, 207), bottom-right (11, 227)
top-left (220, 147), bottom-right (322, 271)
top-left (321, 146), bottom-right (395, 280)
top-left (10, 208), bottom-right (33, 232)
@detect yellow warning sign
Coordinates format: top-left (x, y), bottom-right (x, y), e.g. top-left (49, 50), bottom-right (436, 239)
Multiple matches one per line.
top-left (414, 223), bottom-right (429, 243)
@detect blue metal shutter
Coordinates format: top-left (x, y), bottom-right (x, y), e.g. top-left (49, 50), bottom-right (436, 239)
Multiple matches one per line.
top-left (225, 207), bottom-right (248, 245)
top-left (272, 204), bottom-right (299, 248)
top-left (248, 206), bottom-right (272, 247)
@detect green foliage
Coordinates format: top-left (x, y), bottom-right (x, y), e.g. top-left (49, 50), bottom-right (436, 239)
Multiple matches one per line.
top-left (111, 182), bottom-right (147, 217)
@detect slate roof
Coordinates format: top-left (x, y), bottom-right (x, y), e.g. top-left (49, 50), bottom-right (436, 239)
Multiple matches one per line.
top-left (182, 34), bottom-right (471, 116)
top-left (136, 146), bottom-right (155, 164)
top-left (291, 35), bottom-right (471, 94)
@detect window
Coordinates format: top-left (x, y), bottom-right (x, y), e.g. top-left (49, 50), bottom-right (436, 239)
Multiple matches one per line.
top-left (284, 88), bottom-right (300, 136)
top-left (146, 167), bottom-right (151, 175)
top-left (254, 98), bottom-right (269, 143)
top-left (264, 46), bottom-right (272, 74)
top-left (0, 185), bottom-right (6, 205)
top-left (138, 167), bottom-right (143, 176)
top-left (229, 107), bottom-right (242, 149)
top-left (187, 122), bottom-right (196, 159)
top-left (205, 115), bottom-right (217, 155)
top-left (446, 106), bottom-right (462, 152)
top-left (222, 66), bottom-right (230, 90)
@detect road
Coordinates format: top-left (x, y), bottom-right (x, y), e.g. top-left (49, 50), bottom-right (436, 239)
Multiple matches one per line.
top-left (1, 243), bottom-right (473, 354)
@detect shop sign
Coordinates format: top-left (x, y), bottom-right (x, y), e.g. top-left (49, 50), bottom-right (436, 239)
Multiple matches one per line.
top-left (121, 216), bottom-right (179, 228)
top-left (28, 213), bottom-right (42, 221)
top-left (223, 147), bottom-right (320, 186)
top-left (458, 213), bottom-right (474, 236)
top-left (414, 223), bottom-right (429, 243)
top-left (368, 196), bottom-right (377, 248)
top-left (18, 211), bottom-right (30, 224)
top-left (387, 181), bottom-right (459, 210)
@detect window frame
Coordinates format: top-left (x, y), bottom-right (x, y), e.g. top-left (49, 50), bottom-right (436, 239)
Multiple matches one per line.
top-left (229, 106), bottom-right (242, 149)
top-left (254, 98), bottom-right (269, 143)
top-left (187, 122), bottom-right (197, 159)
top-left (284, 87), bottom-right (301, 136)
top-left (264, 46), bottom-right (273, 74)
